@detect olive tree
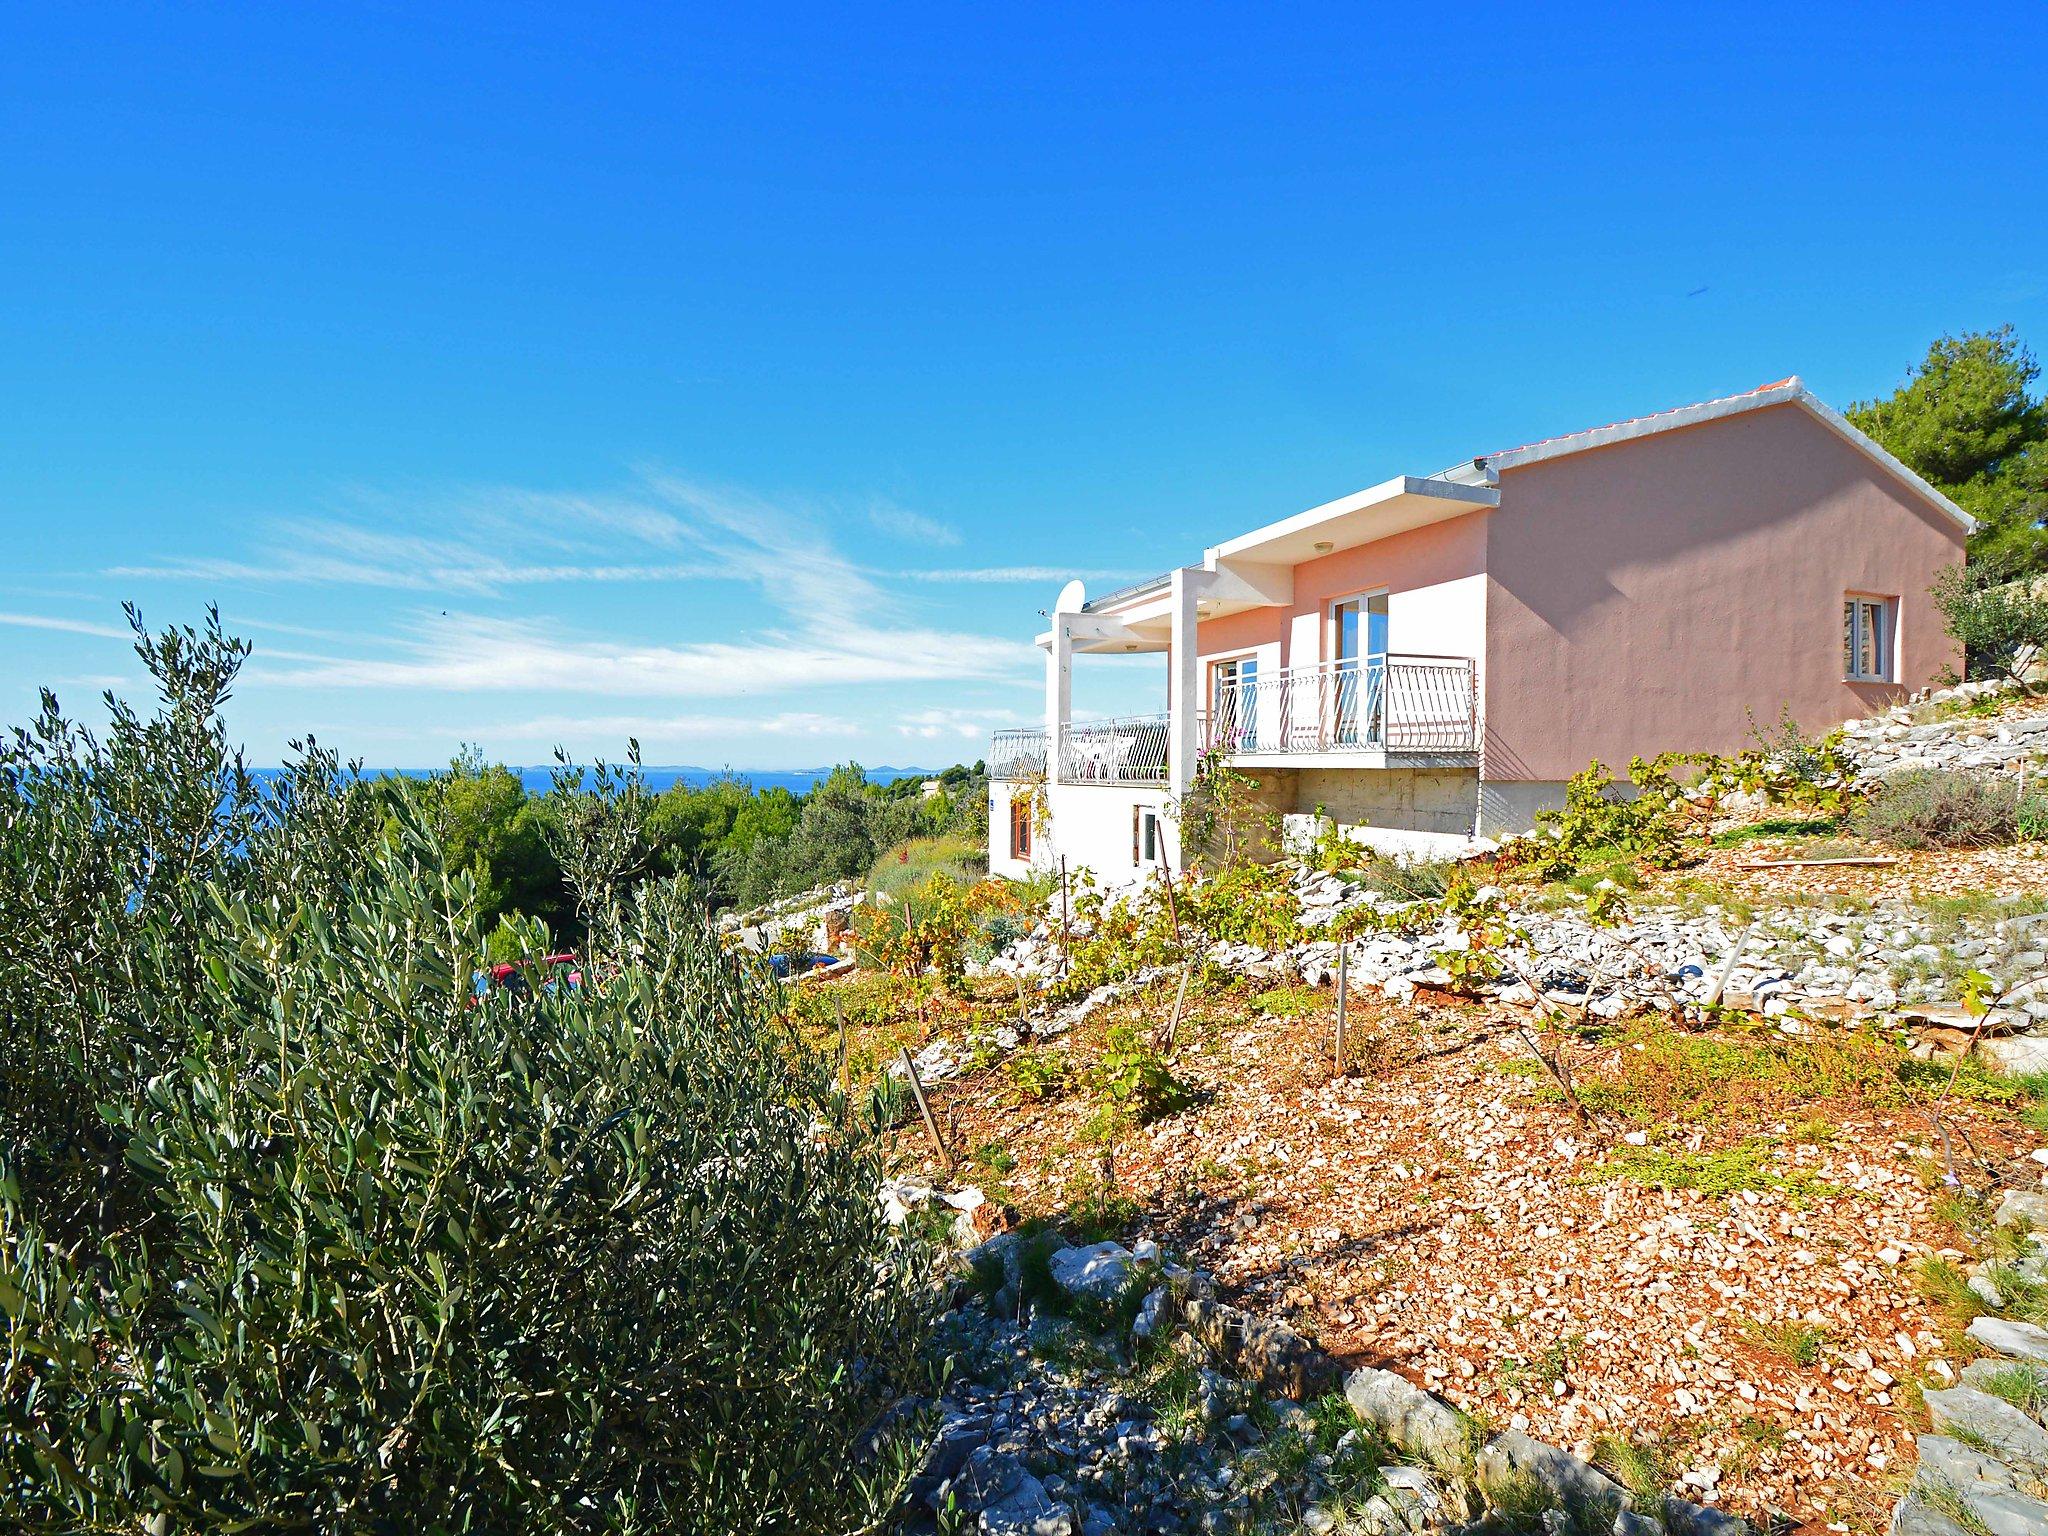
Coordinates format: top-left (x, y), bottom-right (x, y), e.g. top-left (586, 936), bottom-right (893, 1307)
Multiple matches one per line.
top-left (1, 614), bottom-right (935, 1533)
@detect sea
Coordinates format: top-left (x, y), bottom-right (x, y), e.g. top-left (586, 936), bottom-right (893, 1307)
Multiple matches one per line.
top-left (321, 765), bottom-right (950, 796)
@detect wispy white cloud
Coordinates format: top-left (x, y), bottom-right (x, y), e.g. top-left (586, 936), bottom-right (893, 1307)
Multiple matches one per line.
top-left (890, 704), bottom-right (1035, 740)
top-left (49, 673), bottom-right (136, 691)
top-left (890, 565), bottom-right (1132, 585)
top-left (248, 610), bottom-right (1036, 699)
top-left (865, 497), bottom-right (961, 547)
top-left (104, 474), bottom-right (1073, 744)
top-left (105, 512), bottom-right (713, 596)
top-left (228, 614), bottom-right (402, 645)
top-left (0, 611), bottom-right (136, 640)
top-left (106, 477), bottom-right (1117, 598)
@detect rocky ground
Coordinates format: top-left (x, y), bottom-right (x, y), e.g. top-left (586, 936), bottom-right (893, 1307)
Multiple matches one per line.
top-left (880, 1202), bottom-right (1747, 1536)
top-left (757, 684), bottom-right (2048, 1533)
top-left (1842, 682), bottom-right (2048, 784)
top-left (895, 981), bottom-right (2044, 1534)
top-left (1886, 1191), bottom-right (2048, 1534)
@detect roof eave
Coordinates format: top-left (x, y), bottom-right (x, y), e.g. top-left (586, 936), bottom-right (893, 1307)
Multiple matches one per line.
top-left (1204, 475), bottom-right (1500, 567)
top-left (1793, 388), bottom-right (1977, 534)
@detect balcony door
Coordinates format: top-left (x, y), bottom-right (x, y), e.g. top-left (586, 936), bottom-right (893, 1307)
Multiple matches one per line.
top-left (1330, 592), bottom-right (1388, 746)
top-left (1210, 655), bottom-right (1259, 751)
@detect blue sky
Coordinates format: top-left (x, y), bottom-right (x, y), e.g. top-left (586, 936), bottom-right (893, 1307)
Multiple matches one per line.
top-left (4, 3), bottom-right (2045, 769)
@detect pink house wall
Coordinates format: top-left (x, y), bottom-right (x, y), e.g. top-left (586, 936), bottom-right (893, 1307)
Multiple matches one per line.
top-left (1482, 402), bottom-right (1966, 784)
top-left (1194, 510), bottom-right (1491, 681)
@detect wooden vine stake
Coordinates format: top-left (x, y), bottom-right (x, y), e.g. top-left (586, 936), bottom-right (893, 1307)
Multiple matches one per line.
top-left (835, 994), bottom-right (850, 1130)
top-left (1057, 856), bottom-right (1071, 968)
top-left (1334, 942), bottom-right (1349, 1077)
top-left (897, 1046), bottom-right (954, 1176)
top-left (1160, 960), bottom-right (1192, 1054)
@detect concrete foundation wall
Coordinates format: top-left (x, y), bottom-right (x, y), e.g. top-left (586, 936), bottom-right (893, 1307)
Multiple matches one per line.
top-left (1477, 779), bottom-right (1572, 837)
top-left (1292, 766), bottom-right (1480, 836)
top-left (1215, 766), bottom-right (1298, 865)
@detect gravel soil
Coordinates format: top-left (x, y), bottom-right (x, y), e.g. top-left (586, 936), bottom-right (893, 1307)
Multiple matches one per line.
top-left (1641, 839), bottom-right (2048, 908)
top-left (890, 985), bottom-right (2043, 1535)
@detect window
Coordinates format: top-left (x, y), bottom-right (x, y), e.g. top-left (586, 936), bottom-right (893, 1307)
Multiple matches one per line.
top-left (1131, 806), bottom-right (1162, 865)
top-left (1210, 655), bottom-right (1258, 750)
top-left (1330, 591), bottom-right (1388, 667)
top-left (1843, 596), bottom-right (1895, 682)
top-left (1009, 795), bottom-right (1032, 860)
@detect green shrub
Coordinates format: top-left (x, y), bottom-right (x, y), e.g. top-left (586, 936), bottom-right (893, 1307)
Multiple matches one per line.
top-left (1505, 758), bottom-right (1689, 880)
top-left (1590, 1433), bottom-right (1671, 1507)
top-left (784, 967), bottom-right (937, 1034)
top-left (1589, 1140), bottom-right (1837, 1203)
top-left (1348, 854), bottom-right (1458, 903)
top-left (1931, 557), bottom-right (2048, 689)
top-left (1007, 1047), bottom-right (1076, 1102)
top-left (867, 833), bottom-right (985, 902)
top-left (1091, 1023), bottom-right (1194, 1125)
top-left (1173, 751), bottom-right (1277, 869)
top-left (2021, 796), bottom-right (2048, 843)
top-left (1569, 1017), bottom-right (1923, 1124)
top-left (1853, 769), bottom-right (2041, 848)
top-left (1730, 709), bottom-right (1859, 810)
top-left (1254, 984), bottom-right (1324, 1019)
top-left (1711, 816), bottom-right (1844, 847)
top-left (1178, 861), bottom-right (1305, 949)
top-left (1059, 1187), bottom-right (1143, 1247)
top-left (1740, 1318), bottom-right (1831, 1367)
top-left (1973, 1363), bottom-right (2048, 1418)
top-left (0, 616), bottom-right (934, 1533)
top-left (967, 910), bottom-right (1028, 964)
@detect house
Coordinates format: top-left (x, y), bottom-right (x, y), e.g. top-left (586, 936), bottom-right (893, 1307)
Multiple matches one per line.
top-left (987, 378), bottom-right (1973, 883)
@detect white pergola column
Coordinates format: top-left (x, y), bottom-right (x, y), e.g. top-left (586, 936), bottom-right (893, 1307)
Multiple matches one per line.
top-left (1045, 579), bottom-right (1086, 786)
top-left (1167, 565), bottom-right (1210, 799)
top-left (1044, 620), bottom-right (1072, 784)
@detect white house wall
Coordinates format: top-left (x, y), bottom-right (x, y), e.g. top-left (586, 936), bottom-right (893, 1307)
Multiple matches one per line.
top-left (1042, 783), bottom-right (1175, 888)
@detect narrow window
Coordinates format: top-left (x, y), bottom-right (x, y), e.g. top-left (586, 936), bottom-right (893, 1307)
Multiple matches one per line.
top-left (1132, 807), bottom-right (1162, 865)
top-left (1009, 795), bottom-right (1032, 859)
top-left (1843, 596), bottom-right (1895, 682)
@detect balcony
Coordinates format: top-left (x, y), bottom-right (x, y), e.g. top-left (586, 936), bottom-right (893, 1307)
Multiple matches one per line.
top-left (989, 727), bottom-right (1048, 781)
top-left (1060, 713), bottom-right (1168, 786)
top-left (988, 657), bottom-right (1473, 788)
top-left (987, 716), bottom-right (1169, 786)
top-left (1201, 655), bottom-right (1476, 758)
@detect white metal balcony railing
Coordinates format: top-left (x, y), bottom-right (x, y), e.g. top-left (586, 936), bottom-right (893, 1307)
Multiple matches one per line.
top-left (1059, 713), bottom-right (1169, 785)
top-left (989, 727), bottom-right (1048, 780)
top-left (1202, 655), bottom-right (1476, 756)
top-left (985, 657), bottom-right (1474, 784)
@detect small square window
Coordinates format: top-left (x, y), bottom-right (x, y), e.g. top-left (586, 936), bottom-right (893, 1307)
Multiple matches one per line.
top-left (1843, 596), bottom-right (1895, 682)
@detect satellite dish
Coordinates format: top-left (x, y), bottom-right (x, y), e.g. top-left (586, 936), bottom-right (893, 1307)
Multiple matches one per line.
top-left (1055, 579), bottom-right (1087, 614)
